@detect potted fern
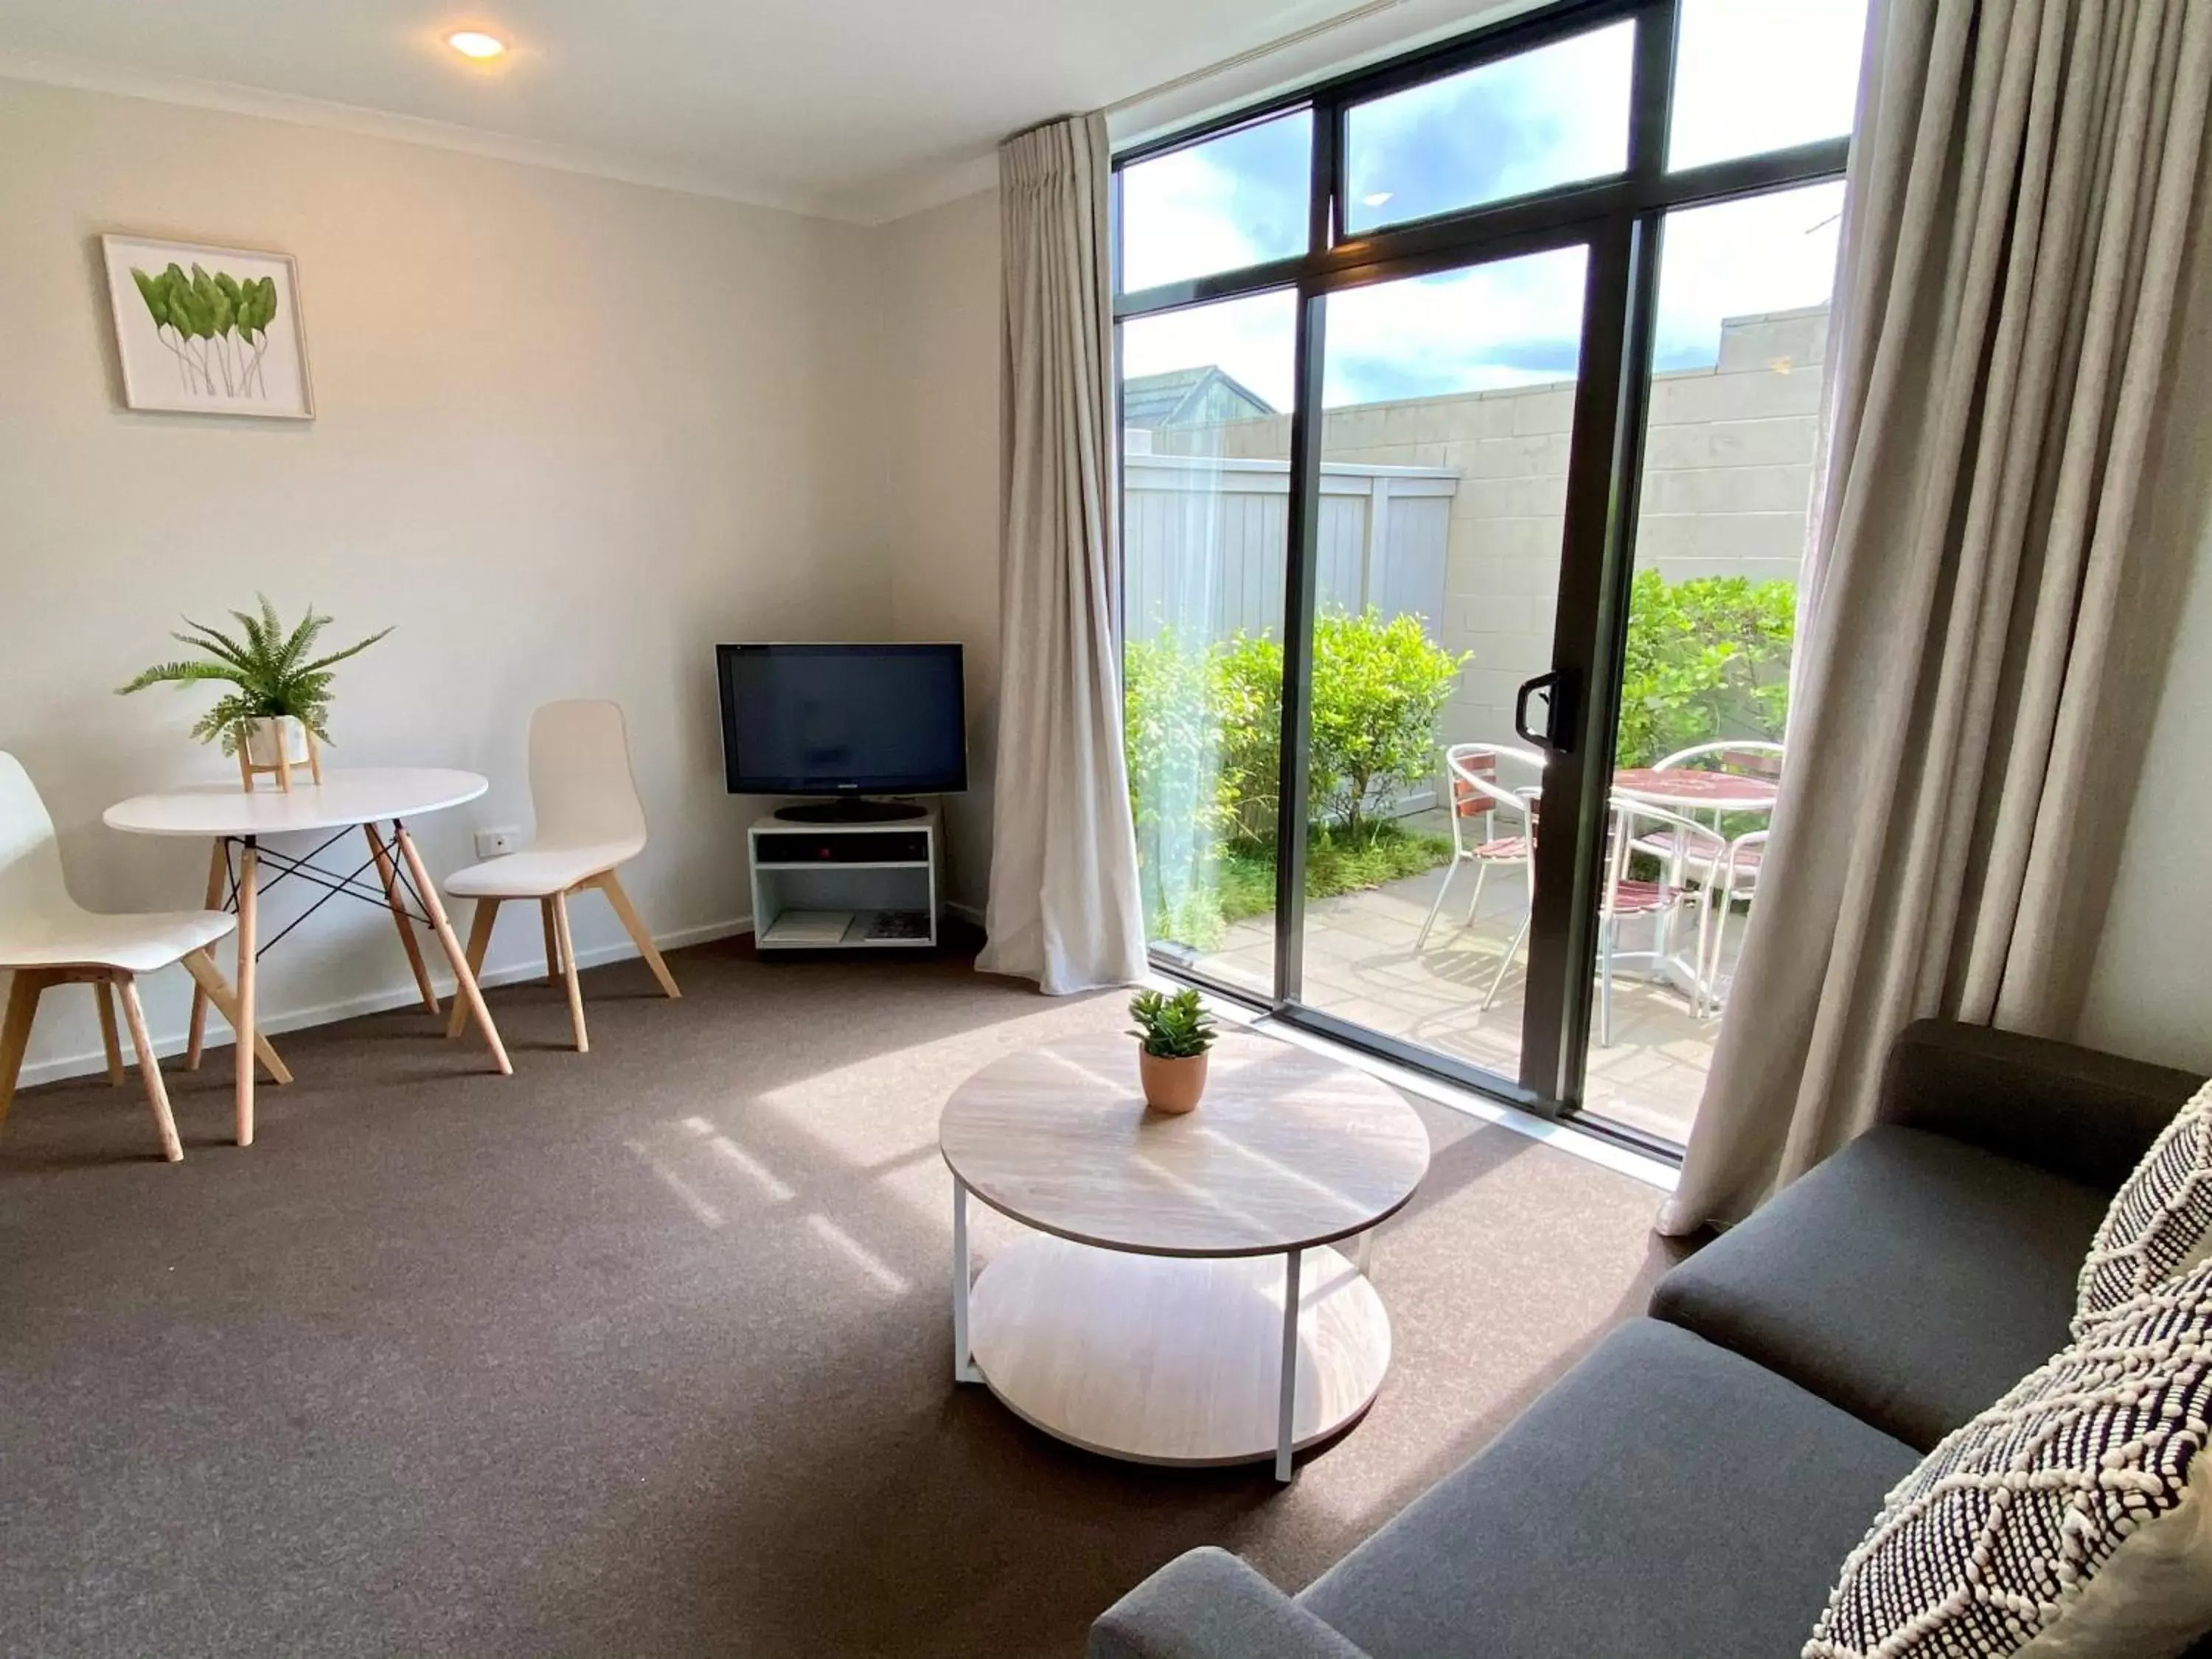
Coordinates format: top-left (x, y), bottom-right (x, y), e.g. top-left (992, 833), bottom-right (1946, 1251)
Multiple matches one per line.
top-left (118, 596), bottom-right (391, 789)
top-left (1127, 987), bottom-right (1218, 1114)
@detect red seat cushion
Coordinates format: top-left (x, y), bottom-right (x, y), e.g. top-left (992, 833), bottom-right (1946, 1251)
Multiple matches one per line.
top-left (1605, 877), bottom-right (1677, 915)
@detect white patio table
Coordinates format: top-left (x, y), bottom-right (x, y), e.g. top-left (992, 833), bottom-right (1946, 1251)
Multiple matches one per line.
top-left (1610, 766), bottom-right (1781, 1003)
top-left (103, 768), bottom-right (511, 1145)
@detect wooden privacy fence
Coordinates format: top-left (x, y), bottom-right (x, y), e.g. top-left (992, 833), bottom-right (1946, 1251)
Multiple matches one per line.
top-left (1123, 455), bottom-right (1459, 644)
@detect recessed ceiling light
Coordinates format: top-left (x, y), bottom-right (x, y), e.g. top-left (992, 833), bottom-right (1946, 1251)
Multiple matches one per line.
top-left (445, 30), bottom-right (507, 59)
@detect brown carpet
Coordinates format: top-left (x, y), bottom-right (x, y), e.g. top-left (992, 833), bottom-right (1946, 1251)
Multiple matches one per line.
top-left (0, 941), bottom-right (1682, 1658)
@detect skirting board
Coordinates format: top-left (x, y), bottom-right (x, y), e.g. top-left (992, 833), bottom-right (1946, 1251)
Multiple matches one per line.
top-left (12, 914), bottom-right (755, 1091)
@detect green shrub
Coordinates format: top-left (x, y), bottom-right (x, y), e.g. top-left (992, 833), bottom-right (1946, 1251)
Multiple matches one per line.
top-left (1308, 609), bottom-right (1469, 836)
top-left (1216, 822), bottom-right (1455, 925)
top-left (1124, 608), bottom-right (1466, 944)
top-left (1214, 630), bottom-right (1284, 840)
top-left (1615, 571), bottom-right (1794, 768)
top-left (1124, 630), bottom-right (1234, 939)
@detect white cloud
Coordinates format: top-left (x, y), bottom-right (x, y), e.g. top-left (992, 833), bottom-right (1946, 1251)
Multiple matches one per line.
top-left (1117, 1), bottom-right (1863, 405)
top-left (1670, 0), bottom-right (1870, 170)
top-left (1122, 290), bottom-right (1299, 412)
top-left (1652, 181), bottom-right (1843, 367)
top-left (1314, 248), bottom-right (1586, 405)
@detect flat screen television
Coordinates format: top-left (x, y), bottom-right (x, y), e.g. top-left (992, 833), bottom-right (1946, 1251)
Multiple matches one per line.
top-left (717, 643), bottom-right (966, 821)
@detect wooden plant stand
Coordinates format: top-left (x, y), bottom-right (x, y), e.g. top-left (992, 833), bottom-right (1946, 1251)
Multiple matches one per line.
top-left (236, 723), bottom-right (323, 793)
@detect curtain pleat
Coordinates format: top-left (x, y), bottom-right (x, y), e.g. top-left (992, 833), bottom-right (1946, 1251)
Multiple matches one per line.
top-left (1661, 0), bottom-right (2212, 1234)
top-left (976, 114), bottom-right (1150, 995)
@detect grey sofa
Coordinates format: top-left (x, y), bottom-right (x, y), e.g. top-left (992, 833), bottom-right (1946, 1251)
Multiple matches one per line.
top-left (1090, 1020), bottom-right (2208, 1659)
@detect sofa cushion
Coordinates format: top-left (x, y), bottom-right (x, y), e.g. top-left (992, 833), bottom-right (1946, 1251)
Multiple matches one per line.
top-left (1649, 1127), bottom-right (2106, 1450)
top-left (2076, 1078), bottom-right (2212, 1335)
top-left (1808, 1259), bottom-right (2212, 1659)
top-left (1298, 1318), bottom-right (1918, 1659)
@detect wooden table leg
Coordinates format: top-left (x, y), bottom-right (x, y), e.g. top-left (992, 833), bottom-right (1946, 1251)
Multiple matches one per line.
top-left (365, 823), bottom-right (439, 1015)
top-left (187, 838), bottom-right (225, 1070)
top-left (392, 822), bottom-right (510, 1076)
top-left (181, 948), bottom-right (292, 1085)
top-left (94, 981), bottom-right (125, 1085)
top-left (448, 900), bottom-right (500, 1040)
top-left (235, 838), bottom-right (258, 1147)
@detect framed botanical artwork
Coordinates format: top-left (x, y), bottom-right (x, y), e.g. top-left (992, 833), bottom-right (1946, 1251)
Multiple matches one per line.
top-left (100, 234), bottom-right (315, 420)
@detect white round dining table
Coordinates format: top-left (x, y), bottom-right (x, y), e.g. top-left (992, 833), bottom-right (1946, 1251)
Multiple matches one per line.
top-left (104, 768), bottom-right (512, 1145)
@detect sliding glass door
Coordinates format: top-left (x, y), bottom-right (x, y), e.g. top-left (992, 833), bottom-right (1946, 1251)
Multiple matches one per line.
top-left (1287, 246), bottom-right (1589, 1091)
top-left (1114, 0), bottom-right (1867, 1139)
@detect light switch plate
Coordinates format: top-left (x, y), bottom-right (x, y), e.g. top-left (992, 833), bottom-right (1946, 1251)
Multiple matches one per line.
top-left (475, 828), bottom-right (521, 858)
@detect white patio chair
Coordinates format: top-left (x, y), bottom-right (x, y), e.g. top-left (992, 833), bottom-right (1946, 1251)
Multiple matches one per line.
top-left (1415, 743), bottom-right (1544, 951)
top-left (444, 701), bottom-right (680, 1054)
top-left (1702, 828), bottom-right (1767, 1014)
top-left (0, 751), bottom-right (287, 1161)
top-left (1600, 799), bottom-right (1726, 1040)
top-left (1481, 794), bottom-right (1724, 1045)
top-left (1645, 740), bottom-right (1782, 1007)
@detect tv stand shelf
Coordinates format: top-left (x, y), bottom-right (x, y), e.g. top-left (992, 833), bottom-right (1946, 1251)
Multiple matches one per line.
top-left (748, 807), bottom-right (939, 953)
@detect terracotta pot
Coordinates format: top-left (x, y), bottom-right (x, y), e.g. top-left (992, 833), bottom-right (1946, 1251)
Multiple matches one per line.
top-left (243, 716), bottom-right (310, 768)
top-left (1138, 1048), bottom-right (1208, 1114)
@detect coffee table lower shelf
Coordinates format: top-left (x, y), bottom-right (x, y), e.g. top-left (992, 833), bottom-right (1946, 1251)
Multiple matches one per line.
top-left (964, 1234), bottom-right (1391, 1470)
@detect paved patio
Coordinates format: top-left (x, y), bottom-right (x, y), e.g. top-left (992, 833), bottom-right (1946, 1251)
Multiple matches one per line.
top-left (1167, 835), bottom-right (1740, 1147)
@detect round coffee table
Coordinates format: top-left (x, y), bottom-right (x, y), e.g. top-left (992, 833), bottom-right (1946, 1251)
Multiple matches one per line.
top-left (939, 1031), bottom-right (1429, 1480)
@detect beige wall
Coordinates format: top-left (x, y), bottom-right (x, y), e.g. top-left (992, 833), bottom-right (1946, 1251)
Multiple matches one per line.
top-left (0, 78), bottom-right (890, 1082)
top-left (7, 65), bottom-right (2205, 1090)
top-left (871, 186), bottom-right (1004, 914)
top-left (2074, 147), bottom-right (2212, 1077)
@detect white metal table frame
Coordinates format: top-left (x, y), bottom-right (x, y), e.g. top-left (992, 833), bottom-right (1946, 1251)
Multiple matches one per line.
top-left (103, 771), bottom-right (512, 1146)
top-left (1608, 772), bottom-right (1779, 1004)
top-left (950, 1178), bottom-right (1383, 1484)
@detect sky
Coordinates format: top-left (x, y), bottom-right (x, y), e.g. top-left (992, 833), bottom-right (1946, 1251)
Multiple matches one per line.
top-left (1119, 0), bottom-right (1866, 411)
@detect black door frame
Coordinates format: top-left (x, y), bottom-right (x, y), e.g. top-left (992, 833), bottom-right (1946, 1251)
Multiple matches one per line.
top-left (1115, 0), bottom-right (1847, 1125)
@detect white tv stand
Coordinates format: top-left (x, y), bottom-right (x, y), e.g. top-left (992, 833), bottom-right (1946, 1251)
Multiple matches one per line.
top-left (748, 805), bottom-right (940, 952)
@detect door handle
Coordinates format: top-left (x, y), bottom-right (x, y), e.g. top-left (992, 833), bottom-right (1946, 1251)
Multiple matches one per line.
top-left (1513, 670), bottom-right (1577, 754)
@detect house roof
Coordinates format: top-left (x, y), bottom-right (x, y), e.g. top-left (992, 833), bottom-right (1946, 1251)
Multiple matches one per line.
top-left (1121, 365), bottom-right (1276, 428)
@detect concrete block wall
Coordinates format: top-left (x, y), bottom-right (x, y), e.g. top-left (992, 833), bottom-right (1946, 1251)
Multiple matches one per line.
top-left (1150, 305), bottom-right (1827, 752)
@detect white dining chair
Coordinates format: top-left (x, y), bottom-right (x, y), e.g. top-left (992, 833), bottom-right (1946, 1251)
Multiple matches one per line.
top-left (1416, 742), bottom-right (1545, 951)
top-left (0, 752), bottom-right (287, 1161)
top-left (443, 701), bottom-right (679, 1054)
top-left (1476, 794), bottom-right (1724, 1043)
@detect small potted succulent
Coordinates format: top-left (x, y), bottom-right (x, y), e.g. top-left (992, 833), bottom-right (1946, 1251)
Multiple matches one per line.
top-left (1127, 987), bottom-right (1218, 1114)
top-left (118, 595), bottom-right (390, 787)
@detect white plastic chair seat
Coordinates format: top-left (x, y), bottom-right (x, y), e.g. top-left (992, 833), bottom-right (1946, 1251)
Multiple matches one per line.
top-left (0, 908), bottom-right (235, 974)
top-left (445, 839), bottom-right (643, 899)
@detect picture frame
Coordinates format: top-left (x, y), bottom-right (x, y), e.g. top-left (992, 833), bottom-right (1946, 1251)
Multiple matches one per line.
top-left (100, 234), bottom-right (315, 420)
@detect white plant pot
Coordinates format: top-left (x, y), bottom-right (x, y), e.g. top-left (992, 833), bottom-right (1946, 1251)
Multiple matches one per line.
top-left (243, 716), bottom-right (310, 768)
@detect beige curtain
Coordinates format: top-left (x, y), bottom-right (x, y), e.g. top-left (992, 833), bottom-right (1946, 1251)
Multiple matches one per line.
top-left (1660, 0), bottom-right (2212, 1234)
top-left (975, 113), bottom-right (1150, 995)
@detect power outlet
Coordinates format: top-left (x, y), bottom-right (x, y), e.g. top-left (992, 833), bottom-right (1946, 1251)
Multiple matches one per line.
top-left (475, 828), bottom-right (521, 858)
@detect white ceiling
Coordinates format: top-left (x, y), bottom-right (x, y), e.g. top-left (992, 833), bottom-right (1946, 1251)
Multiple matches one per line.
top-left (0, 0), bottom-right (1371, 222)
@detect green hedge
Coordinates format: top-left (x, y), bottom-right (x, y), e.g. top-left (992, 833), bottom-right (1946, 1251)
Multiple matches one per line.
top-left (1615, 571), bottom-right (1794, 767)
top-left (1124, 609), bottom-right (1466, 944)
top-left (1123, 577), bottom-right (1796, 947)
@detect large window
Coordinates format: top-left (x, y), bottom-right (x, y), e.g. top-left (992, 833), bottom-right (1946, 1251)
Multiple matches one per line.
top-left (1114, 0), bottom-right (1868, 1142)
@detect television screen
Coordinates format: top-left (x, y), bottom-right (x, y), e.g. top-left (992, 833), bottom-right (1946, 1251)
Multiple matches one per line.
top-left (717, 643), bottom-right (967, 796)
